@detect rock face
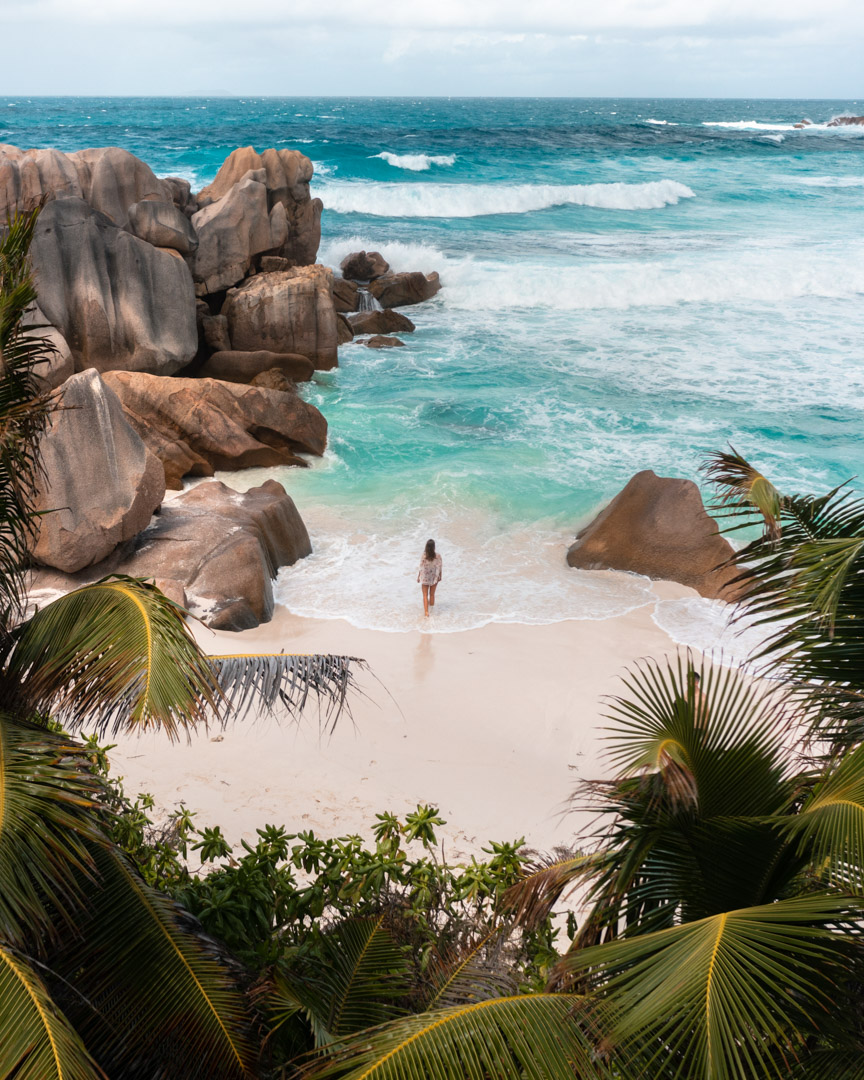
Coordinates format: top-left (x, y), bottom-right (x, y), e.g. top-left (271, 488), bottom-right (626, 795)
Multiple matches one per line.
top-left (332, 278), bottom-right (359, 313)
top-left (197, 146), bottom-right (322, 269)
top-left (349, 308), bottom-right (415, 335)
top-left (30, 480), bottom-right (312, 632)
top-left (21, 306), bottom-right (75, 389)
top-left (566, 470), bottom-right (743, 601)
top-left (340, 250), bottom-right (390, 281)
top-left (128, 199), bottom-right (199, 254)
top-left (30, 370), bottom-right (165, 574)
top-left (199, 350), bottom-right (314, 384)
top-left (335, 313), bottom-right (354, 345)
top-left (222, 266), bottom-right (338, 370)
top-left (191, 175), bottom-right (287, 295)
top-left (0, 143), bottom-right (173, 225)
top-left (103, 371), bottom-right (327, 489)
top-left (32, 198), bottom-right (197, 376)
top-left (368, 271), bottom-right (441, 308)
top-left (365, 335), bottom-right (405, 349)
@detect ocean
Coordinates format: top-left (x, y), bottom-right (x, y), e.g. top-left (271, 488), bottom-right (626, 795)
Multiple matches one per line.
top-left (3, 97), bottom-right (863, 643)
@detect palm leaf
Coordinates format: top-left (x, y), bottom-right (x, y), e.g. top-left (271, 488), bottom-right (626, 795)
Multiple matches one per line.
top-left (786, 743), bottom-right (864, 890)
top-left (701, 447), bottom-right (783, 537)
top-left (301, 994), bottom-right (606, 1080)
top-left (6, 577), bottom-right (222, 738)
top-left (52, 843), bottom-right (256, 1079)
top-left (422, 932), bottom-right (517, 1009)
top-left (0, 943), bottom-right (101, 1080)
top-left (558, 895), bottom-right (857, 1080)
top-left (0, 714), bottom-right (102, 948)
top-left (499, 848), bottom-right (593, 931)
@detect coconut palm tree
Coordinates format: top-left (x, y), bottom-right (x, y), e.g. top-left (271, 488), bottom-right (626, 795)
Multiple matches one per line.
top-left (0, 207), bottom-right (364, 1080)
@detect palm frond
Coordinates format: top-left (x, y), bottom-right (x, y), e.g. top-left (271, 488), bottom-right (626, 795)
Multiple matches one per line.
top-left (52, 842), bottom-right (256, 1079)
top-left (0, 206), bottom-right (56, 630)
top-left (557, 894), bottom-right (857, 1080)
top-left (422, 932), bottom-right (517, 1009)
top-left (701, 447), bottom-right (783, 537)
top-left (786, 743), bottom-right (864, 891)
top-left (210, 652), bottom-right (367, 734)
top-left (0, 942), bottom-right (101, 1080)
top-left (6, 577), bottom-right (222, 738)
top-left (301, 995), bottom-right (606, 1080)
top-left (0, 714), bottom-right (101, 948)
top-left (499, 848), bottom-right (593, 931)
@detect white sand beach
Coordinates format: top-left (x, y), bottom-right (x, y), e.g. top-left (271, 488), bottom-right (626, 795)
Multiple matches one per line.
top-left (110, 578), bottom-right (699, 862)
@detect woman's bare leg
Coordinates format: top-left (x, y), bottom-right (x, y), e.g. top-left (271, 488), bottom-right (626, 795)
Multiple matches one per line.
top-left (421, 584), bottom-right (430, 617)
top-left (429, 583), bottom-right (437, 608)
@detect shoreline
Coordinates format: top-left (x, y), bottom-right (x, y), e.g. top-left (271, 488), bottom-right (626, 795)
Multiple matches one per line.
top-left (109, 579), bottom-right (697, 863)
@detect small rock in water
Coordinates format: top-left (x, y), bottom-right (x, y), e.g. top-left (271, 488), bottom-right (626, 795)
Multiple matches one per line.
top-left (349, 308), bottom-right (415, 335)
top-left (365, 335), bottom-right (405, 348)
top-left (340, 250), bottom-right (390, 281)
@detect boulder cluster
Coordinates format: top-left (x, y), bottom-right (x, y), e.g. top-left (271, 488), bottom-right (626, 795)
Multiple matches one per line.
top-left (2, 142), bottom-right (441, 628)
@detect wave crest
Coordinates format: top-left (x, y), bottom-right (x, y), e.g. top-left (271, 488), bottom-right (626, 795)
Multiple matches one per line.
top-left (374, 151), bottom-right (456, 171)
top-left (318, 179), bottom-right (696, 218)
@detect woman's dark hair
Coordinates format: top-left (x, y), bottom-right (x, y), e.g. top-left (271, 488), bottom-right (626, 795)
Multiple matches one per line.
top-left (424, 539), bottom-right (436, 561)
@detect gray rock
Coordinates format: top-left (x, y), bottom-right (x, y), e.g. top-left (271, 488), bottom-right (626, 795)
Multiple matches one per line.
top-left (162, 175), bottom-right (198, 217)
top-left (21, 305), bottom-right (75, 389)
top-left (201, 313), bottom-right (232, 353)
top-left (31, 198), bottom-right (197, 376)
top-left (68, 146), bottom-right (173, 229)
top-left (128, 199), bottom-right (199, 254)
top-left (29, 369), bottom-right (165, 573)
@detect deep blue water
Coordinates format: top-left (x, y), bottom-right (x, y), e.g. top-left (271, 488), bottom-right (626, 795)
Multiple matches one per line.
top-left (3, 97), bottom-right (863, 634)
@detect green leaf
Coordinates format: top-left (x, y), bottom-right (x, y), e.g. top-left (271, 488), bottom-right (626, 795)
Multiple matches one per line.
top-left (499, 848), bottom-right (592, 931)
top-left (559, 895), bottom-right (857, 1080)
top-left (0, 942), bottom-right (101, 1080)
top-left (302, 994), bottom-right (605, 1080)
top-left (6, 577), bottom-right (222, 738)
top-left (52, 843), bottom-right (256, 1079)
top-left (0, 714), bottom-right (101, 947)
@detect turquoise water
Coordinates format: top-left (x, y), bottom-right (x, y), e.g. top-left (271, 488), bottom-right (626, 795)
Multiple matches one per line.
top-left (3, 98), bottom-right (864, 634)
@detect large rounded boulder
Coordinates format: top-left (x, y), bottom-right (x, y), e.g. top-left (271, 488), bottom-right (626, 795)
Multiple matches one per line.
top-left (222, 266), bottom-right (339, 370)
top-left (566, 470), bottom-right (744, 601)
top-left (31, 198), bottom-right (197, 376)
top-left (30, 369), bottom-right (165, 573)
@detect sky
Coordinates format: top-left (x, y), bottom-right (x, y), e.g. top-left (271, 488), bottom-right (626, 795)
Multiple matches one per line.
top-left (0, 0), bottom-right (861, 98)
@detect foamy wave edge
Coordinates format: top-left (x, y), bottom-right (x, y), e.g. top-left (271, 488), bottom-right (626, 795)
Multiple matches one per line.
top-left (316, 178), bottom-right (695, 217)
top-left (374, 151), bottom-right (456, 171)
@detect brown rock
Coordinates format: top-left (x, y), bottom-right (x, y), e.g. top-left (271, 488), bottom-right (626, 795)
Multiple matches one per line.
top-left (29, 480), bottom-right (312, 632)
top-left (340, 250), bottom-right (390, 281)
top-left (827, 116), bottom-right (864, 127)
top-left (251, 369), bottom-right (295, 392)
top-left (191, 175), bottom-right (286, 295)
top-left (332, 277), bottom-right (360, 313)
top-left (163, 176), bottom-right (198, 217)
top-left (102, 370), bottom-right (326, 489)
top-left (336, 313), bottom-right (354, 345)
top-left (222, 266), bottom-right (338, 370)
top-left (349, 308), bottom-right (415, 335)
top-left (368, 271), bottom-right (440, 308)
top-left (200, 350), bottom-right (314, 384)
top-left (201, 313), bottom-right (232, 353)
top-left (21, 305), bottom-right (75, 389)
top-left (32, 198), bottom-right (197, 376)
top-left (260, 255), bottom-right (292, 272)
top-left (30, 370), bottom-right (165, 573)
top-left (196, 146), bottom-right (322, 266)
top-left (365, 335), bottom-right (405, 349)
top-left (566, 470), bottom-right (743, 601)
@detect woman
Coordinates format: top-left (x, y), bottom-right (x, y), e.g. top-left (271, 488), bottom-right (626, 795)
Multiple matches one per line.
top-left (417, 538), bottom-right (443, 617)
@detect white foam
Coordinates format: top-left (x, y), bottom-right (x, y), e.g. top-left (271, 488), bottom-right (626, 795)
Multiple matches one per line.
top-left (651, 597), bottom-right (777, 667)
top-left (645, 118), bottom-right (677, 126)
top-left (312, 161), bottom-right (335, 177)
top-left (434, 242), bottom-right (864, 311)
top-left (795, 175), bottom-right (864, 188)
top-left (317, 235), bottom-right (446, 275)
top-left (374, 151), bottom-right (457, 171)
top-left (273, 511), bottom-right (657, 634)
top-left (316, 179), bottom-right (696, 218)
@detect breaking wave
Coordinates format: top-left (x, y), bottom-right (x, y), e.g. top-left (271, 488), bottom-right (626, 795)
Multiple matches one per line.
top-left (374, 151), bottom-right (457, 171)
top-left (317, 179), bottom-right (696, 217)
